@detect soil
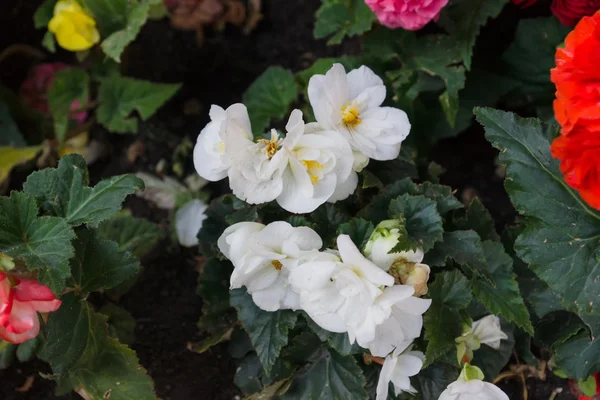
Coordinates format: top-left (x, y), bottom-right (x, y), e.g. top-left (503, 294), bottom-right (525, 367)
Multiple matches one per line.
top-left (0, 0), bottom-right (579, 399)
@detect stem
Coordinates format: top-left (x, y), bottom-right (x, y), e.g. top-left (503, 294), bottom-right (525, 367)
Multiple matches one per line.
top-left (0, 44), bottom-right (45, 66)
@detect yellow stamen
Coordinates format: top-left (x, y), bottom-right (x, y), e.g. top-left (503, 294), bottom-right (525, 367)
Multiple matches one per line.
top-left (258, 132), bottom-right (281, 159)
top-left (271, 260), bottom-right (283, 270)
top-left (341, 103), bottom-right (361, 127)
top-left (301, 160), bottom-right (324, 185)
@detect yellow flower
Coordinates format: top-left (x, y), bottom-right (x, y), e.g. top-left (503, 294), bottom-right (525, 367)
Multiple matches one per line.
top-left (48, 0), bottom-right (100, 52)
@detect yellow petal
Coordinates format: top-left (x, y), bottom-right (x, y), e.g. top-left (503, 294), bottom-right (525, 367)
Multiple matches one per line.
top-left (49, 0), bottom-right (100, 52)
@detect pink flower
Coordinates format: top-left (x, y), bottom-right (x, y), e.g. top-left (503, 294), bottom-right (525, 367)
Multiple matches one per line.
top-left (0, 272), bottom-right (61, 344)
top-left (365, 0), bottom-right (449, 30)
top-left (19, 63), bottom-right (88, 123)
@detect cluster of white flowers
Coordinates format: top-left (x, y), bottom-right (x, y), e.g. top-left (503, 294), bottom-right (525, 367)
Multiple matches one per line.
top-left (193, 64), bottom-right (411, 214)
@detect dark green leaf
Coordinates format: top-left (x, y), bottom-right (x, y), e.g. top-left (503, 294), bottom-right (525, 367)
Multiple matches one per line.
top-left (0, 191), bottom-right (75, 293)
top-left (34, 0), bottom-right (58, 28)
top-left (554, 331), bottom-right (600, 380)
top-left (535, 311), bottom-right (584, 349)
top-left (81, 0), bottom-right (128, 35)
top-left (0, 101), bottom-right (26, 146)
top-left (453, 198), bottom-right (499, 241)
top-left (283, 347), bottom-right (368, 400)
top-left (230, 289), bottom-right (298, 376)
top-left (242, 67), bottom-right (299, 134)
top-left (99, 303), bottom-right (136, 345)
top-left (416, 363), bottom-right (459, 400)
top-left (388, 194), bottom-right (443, 252)
top-left (16, 336), bottom-right (42, 363)
top-left (472, 241), bottom-right (533, 334)
top-left (475, 108), bottom-right (600, 316)
top-left (337, 218), bottom-right (374, 250)
top-left (424, 270), bottom-right (472, 366)
top-left (24, 154), bottom-right (144, 227)
top-left (98, 211), bottom-right (163, 259)
top-left (48, 68), bottom-right (89, 144)
top-left (97, 76), bottom-right (180, 134)
top-left (314, 0), bottom-right (375, 45)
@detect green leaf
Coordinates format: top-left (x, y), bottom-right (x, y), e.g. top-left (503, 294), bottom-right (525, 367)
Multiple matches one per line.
top-left (438, 0), bottom-right (508, 69)
top-left (304, 315), bottom-right (361, 356)
top-left (453, 198), bottom-right (499, 241)
top-left (424, 270), bottom-right (472, 366)
top-left (97, 211), bottom-right (163, 259)
top-left (101, 0), bottom-right (160, 62)
top-left (34, 0), bottom-right (58, 28)
top-left (502, 17), bottom-right (570, 105)
top-left (230, 289), bottom-right (298, 376)
top-left (48, 68), bottom-right (89, 144)
top-left (535, 311), bottom-right (584, 349)
top-left (337, 218), bottom-right (374, 250)
top-left (16, 336), bottom-right (42, 362)
top-left (41, 295), bottom-right (156, 398)
top-left (314, 0), bottom-right (375, 45)
top-left (388, 194), bottom-right (443, 252)
top-left (99, 303), bottom-right (136, 345)
top-left (475, 108), bottom-right (600, 316)
top-left (310, 203), bottom-right (351, 246)
top-left (70, 229), bottom-right (139, 293)
top-left (242, 67), bottom-right (299, 134)
top-left (42, 31), bottom-right (57, 53)
top-left (97, 76), bottom-right (180, 134)
top-left (24, 154), bottom-right (144, 227)
top-left (81, 0), bottom-right (129, 35)
top-left (554, 331), bottom-right (600, 380)
top-left (0, 191), bottom-right (75, 293)
top-left (426, 231), bottom-right (496, 286)
top-left (0, 101), bottom-right (26, 146)
top-left (472, 241), bottom-right (533, 334)
top-left (283, 347), bottom-right (368, 400)
top-left (415, 363), bottom-right (459, 400)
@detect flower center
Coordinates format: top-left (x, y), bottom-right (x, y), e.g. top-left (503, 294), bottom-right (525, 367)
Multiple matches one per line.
top-left (258, 130), bottom-right (282, 159)
top-left (271, 260), bottom-right (283, 270)
top-left (341, 103), bottom-right (361, 127)
top-left (301, 160), bottom-right (324, 184)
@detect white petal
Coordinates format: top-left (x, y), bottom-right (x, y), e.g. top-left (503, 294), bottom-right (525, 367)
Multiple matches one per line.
top-left (329, 171), bottom-right (358, 202)
top-left (228, 164), bottom-right (283, 204)
top-left (288, 261), bottom-right (338, 290)
top-left (307, 64), bottom-right (349, 129)
top-left (217, 221), bottom-right (265, 262)
top-left (337, 235), bottom-right (394, 287)
top-left (175, 199), bottom-right (208, 247)
top-left (193, 119), bottom-right (228, 181)
top-left (376, 354), bottom-right (397, 400)
top-left (347, 65), bottom-right (385, 101)
top-left (471, 315), bottom-right (508, 350)
top-left (251, 278), bottom-right (288, 312)
top-left (283, 109), bottom-right (305, 148)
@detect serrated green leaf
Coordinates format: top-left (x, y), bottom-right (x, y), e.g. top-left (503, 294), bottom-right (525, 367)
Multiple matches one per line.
top-left (48, 68), bottom-right (89, 144)
top-left (100, 303), bottom-right (136, 345)
top-left (554, 331), bottom-right (600, 380)
top-left (242, 67), bottom-right (299, 134)
top-left (337, 218), bottom-right (374, 251)
top-left (502, 18), bottom-right (570, 105)
top-left (98, 211), bottom-right (163, 259)
top-left (41, 294), bottom-right (156, 398)
top-left (426, 231), bottom-right (496, 287)
top-left (475, 108), bottom-right (600, 316)
top-left (81, 0), bottom-right (128, 35)
top-left (415, 363), bottom-right (459, 400)
top-left (438, 0), bottom-right (508, 69)
top-left (310, 203), bottom-right (351, 246)
top-left (424, 270), bottom-right (472, 366)
top-left (34, 0), bottom-right (58, 28)
top-left (24, 154), bottom-right (144, 227)
top-left (283, 347), bottom-right (368, 400)
top-left (314, 0), bottom-right (375, 45)
top-left (472, 241), bottom-right (533, 334)
top-left (453, 198), bottom-right (499, 241)
top-left (304, 315), bottom-right (361, 356)
top-left (97, 76), bottom-right (180, 134)
top-left (535, 311), bottom-right (584, 349)
top-left (0, 191), bottom-right (75, 293)
top-left (366, 146), bottom-right (419, 185)
top-left (101, 0), bottom-right (159, 62)
top-left (388, 194), bottom-right (443, 252)
top-left (70, 229), bottom-right (139, 293)
top-left (230, 289), bottom-right (298, 376)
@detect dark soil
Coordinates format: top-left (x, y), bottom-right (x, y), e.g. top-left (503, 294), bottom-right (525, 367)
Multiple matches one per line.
top-left (0, 0), bottom-right (578, 399)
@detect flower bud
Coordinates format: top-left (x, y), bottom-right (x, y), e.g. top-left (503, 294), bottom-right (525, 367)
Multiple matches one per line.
top-left (364, 220), bottom-right (423, 271)
top-left (398, 262), bottom-right (430, 296)
top-left (0, 254), bottom-right (14, 272)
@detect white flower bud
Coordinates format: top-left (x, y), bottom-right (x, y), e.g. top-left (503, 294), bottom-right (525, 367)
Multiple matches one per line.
top-left (364, 220), bottom-right (423, 271)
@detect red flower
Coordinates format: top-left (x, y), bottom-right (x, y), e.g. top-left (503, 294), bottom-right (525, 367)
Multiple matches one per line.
top-left (0, 273), bottom-right (61, 344)
top-left (550, 12), bottom-right (600, 209)
top-left (512, 0), bottom-right (538, 7)
top-left (552, 0), bottom-right (600, 26)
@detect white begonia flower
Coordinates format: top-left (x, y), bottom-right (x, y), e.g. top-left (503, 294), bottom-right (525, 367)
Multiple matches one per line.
top-left (376, 344), bottom-right (425, 400)
top-left (364, 220), bottom-right (425, 271)
top-left (194, 103), bottom-right (252, 181)
top-left (175, 199), bottom-right (208, 247)
top-left (289, 234), bottom-right (394, 333)
top-left (218, 221), bottom-right (323, 312)
top-left (470, 315), bottom-right (508, 350)
top-left (308, 64), bottom-right (411, 161)
top-left (439, 364), bottom-right (509, 400)
top-left (226, 110), bottom-right (356, 213)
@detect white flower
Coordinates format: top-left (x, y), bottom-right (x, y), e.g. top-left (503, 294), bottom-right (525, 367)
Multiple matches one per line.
top-left (362, 288), bottom-right (431, 357)
top-left (376, 345), bottom-right (424, 400)
top-left (289, 234), bottom-right (394, 333)
top-left (308, 64), bottom-right (410, 161)
top-left (439, 364), bottom-right (509, 400)
top-left (364, 220), bottom-right (424, 271)
top-left (470, 315), bottom-right (508, 350)
top-left (193, 104), bottom-right (252, 181)
top-left (218, 221), bottom-right (323, 312)
top-left (175, 199), bottom-right (208, 247)
top-left (227, 110), bottom-right (356, 213)
top-left (135, 172), bottom-right (188, 210)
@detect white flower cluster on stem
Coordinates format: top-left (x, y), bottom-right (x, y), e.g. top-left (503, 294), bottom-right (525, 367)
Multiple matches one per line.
top-left (193, 64), bottom-right (411, 214)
